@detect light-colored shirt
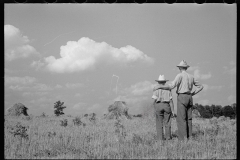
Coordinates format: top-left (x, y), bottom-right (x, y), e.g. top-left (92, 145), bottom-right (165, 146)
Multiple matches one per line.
top-left (152, 87), bottom-right (173, 102)
top-left (168, 71), bottom-right (203, 94)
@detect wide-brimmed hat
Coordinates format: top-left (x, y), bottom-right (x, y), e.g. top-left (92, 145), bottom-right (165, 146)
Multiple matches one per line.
top-left (155, 75), bottom-right (169, 82)
top-left (177, 60), bottom-right (190, 68)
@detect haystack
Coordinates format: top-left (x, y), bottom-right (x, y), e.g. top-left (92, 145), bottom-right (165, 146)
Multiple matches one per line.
top-left (192, 109), bottom-right (201, 118)
top-left (105, 101), bottom-right (131, 119)
top-left (6, 103), bottom-right (29, 117)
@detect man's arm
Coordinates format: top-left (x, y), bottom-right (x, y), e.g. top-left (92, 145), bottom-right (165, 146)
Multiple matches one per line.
top-left (191, 78), bottom-right (204, 96)
top-left (153, 83), bottom-right (171, 91)
top-left (169, 99), bottom-right (175, 116)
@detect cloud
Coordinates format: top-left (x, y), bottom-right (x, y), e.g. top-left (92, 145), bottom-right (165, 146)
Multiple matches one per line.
top-left (198, 99), bottom-right (209, 106)
top-left (72, 102), bottom-right (88, 110)
top-left (86, 103), bottom-right (104, 113)
top-left (55, 84), bottom-right (63, 89)
top-left (4, 25), bottom-right (38, 61)
top-left (40, 37), bottom-right (154, 73)
top-left (188, 66), bottom-right (212, 80)
top-left (121, 81), bottom-right (155, 96)
top-left (5, 76), bottom-right (36, 85)
top-left (187, 66), bottom-right (199, 71)
top-left (202, 84), bottom-right (223, 92)
top-left (223, 61), bottom-right (236, 75)
top-left (5, 76), bottom-right (53, 91)
top-left (31, 60), bottom-right (45, 70)
top-left (193, 69), bottom-right (212, 80)
top-left (65, 83), bottom-right (84, 89)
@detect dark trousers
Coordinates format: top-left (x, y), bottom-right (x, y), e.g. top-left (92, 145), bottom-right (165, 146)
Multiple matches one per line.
top-left (154, 102), bottom-right (172, 140)
top-left (177, 93), bottom-right (193, 140)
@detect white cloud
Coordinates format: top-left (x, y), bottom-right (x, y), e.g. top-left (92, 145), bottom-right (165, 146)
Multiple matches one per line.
top-left (31, 60), bottom-right (45, 70)
top-left (5, 76), bottom-right (36, 85)
top-left (41, 37), bottom-right (154, 73)
top-left (194, 69), bottom-right (212, 80)
top-left (4, 25), bottom-right (38, 61)
top-left (188, 65), bottom-right (212, 80)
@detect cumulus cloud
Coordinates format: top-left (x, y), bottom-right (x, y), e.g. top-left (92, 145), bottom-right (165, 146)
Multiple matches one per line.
top-left (4, 25), bottom-right (38, 61)
top-left (41, 37), bottom-right (154, 73)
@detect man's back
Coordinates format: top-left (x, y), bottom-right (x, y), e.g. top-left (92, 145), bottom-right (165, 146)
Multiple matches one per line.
top-left (169, 71), bottom-right (202, 94)
top-left (152, 87), bottom-right (172, 102)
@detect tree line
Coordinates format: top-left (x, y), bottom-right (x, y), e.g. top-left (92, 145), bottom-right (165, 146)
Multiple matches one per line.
top-left (47, 100), bottom-right (237, 120)
top-left (193, 103), bottom-right (236, 119)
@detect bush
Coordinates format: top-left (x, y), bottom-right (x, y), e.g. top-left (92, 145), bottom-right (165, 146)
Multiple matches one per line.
top-left (60, 119), bottom-right (68, 127)
top-left (73, 117), bottom-right (86, 126)
top-left (54, 101), bottom-right (66, 116)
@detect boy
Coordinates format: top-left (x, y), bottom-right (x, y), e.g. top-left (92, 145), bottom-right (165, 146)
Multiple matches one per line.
top-left (152, 75), bottom-right (175, 140)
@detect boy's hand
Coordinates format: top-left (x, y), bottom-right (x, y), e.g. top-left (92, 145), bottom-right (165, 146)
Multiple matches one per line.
top-left (172, 112), bottom-right (177, 117)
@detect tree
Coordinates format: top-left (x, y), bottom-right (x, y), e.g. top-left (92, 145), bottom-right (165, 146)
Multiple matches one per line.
top-left (232, 103), bottom-right (236, 116)
top-left (212, 105), bottom-right (222, 118)
top-left (54, 100), bottom-right (66, 116)
top-left (222, 105), bottom-right (235, 119)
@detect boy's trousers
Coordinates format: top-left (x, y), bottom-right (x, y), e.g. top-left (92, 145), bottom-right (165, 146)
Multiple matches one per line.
top-left (154, 102), bottom-right (172, 140)
top-left (177, 93), bottom-right (193, 140)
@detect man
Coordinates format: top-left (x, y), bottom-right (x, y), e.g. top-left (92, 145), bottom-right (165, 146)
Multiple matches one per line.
top-left (153, 60), bottom-right (204, 141)
top-left (152, 75), bottom-right (175, 141)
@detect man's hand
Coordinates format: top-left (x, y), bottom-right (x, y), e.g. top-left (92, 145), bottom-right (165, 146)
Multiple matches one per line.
top-left (190, 92), bottom-right (195, 96)
top-left (153, 84), bottom-right (160, 91)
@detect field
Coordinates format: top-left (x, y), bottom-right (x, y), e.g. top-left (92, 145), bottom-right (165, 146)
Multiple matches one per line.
top-left (4, 114), bottom-right (236, 159)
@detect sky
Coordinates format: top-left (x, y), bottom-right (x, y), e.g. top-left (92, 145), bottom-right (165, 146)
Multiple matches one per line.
top-left (4, 4), bottom-right (236, 116)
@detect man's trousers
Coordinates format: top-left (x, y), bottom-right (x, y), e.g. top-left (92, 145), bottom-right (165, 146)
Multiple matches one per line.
top-left (177, 93), bottom-right (193, 140)
top-left (154, 102), bottom-right (172, 140)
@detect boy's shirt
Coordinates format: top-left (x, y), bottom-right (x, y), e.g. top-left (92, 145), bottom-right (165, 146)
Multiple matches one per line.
top-left (152, 86), bottom-right (173, 103)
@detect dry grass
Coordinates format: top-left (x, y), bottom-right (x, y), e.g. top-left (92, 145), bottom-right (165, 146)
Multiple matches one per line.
top-left (4, 114), bottom-right (236, 159)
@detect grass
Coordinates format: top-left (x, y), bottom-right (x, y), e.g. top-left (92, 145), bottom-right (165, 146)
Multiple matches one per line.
top-left (4, 114), bottom-right (236, 159)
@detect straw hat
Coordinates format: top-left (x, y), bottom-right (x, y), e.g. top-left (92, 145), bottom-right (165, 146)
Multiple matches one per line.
top-left (155, 75), bottom-right (169, 82)
top-left (176, 60), bottom-right (190, 68)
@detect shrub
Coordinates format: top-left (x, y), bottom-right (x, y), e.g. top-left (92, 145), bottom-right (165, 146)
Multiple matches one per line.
top-left (54, 101), bottom-right (66, 116)
top-left (60, 119), bottom-right (68, 127)
top-left (73, 117), bottom-right (86, 126)
top-left (8, 122), bottom-right (29, 139)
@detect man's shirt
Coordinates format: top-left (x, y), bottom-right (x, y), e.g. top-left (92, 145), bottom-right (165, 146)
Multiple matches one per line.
top-left (152, 87), bottom-right (173, 102)
top-left (168, 71), bottom-right (202, 94)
